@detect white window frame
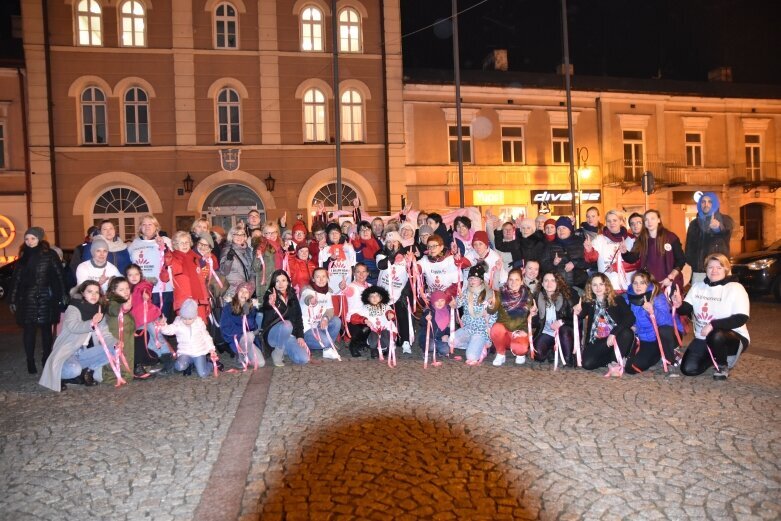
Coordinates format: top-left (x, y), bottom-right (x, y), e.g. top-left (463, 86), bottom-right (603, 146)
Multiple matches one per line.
top-left (303, 88), bottom-right (327, 142)
top-left (745, 134), bottom-right (761, 181)
top-left (501, 126), bottom-right (525, 164)
top-left (216, 88), bottom-right (241, 143)
top-left (551, 127), bottom-right (569, 164)
top-left (622, 129), bottom-right (645, 182)
top-left (340, 89), bottom-right (364, 142)
top-left (76, 0), bottom-right (102, 47)
top-left (81, 87), bottom-right (108, 145)
top-left (93, 187), bottom-right (150, 241)
top-left (685, 131), bottom-right (703, 167)
top-left (448, 124), bottom-right (472, 164)
top-left (124, 87), bottom-right (149, 144)
top-left (300, 6), bottom-right (324, 52)
top-left (214, 2), bottom-right (239, 49)
top-left (119, 0), bottom-right (146, 47)
top-left (338, 7), bottom-right (362, 53)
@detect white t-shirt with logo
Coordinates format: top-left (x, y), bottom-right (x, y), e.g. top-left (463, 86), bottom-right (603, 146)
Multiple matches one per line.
top-left (684, 280), bottom-right (750, 342)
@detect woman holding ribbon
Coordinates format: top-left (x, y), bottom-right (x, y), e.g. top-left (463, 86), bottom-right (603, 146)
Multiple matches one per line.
top-left (451, 263), bottom-right (496, 365)
top-left (221, 281), bottom-right (264, 369)
top-left (531, 272), bottom-right (578, 366)
top-left (376, 231), bottom-right (414, 354)
top-left (299, 268), bottom-right (342, 360)
top-left (590, 210), bottom-right (638, 294)
top-left (487, 268), bottom-right (534, 367)
top-left (103, 276), bottom-right (139, 382)
top-left (623, 210), bottom-right (685, 291)
top-left (262, 270), bottom-right (309, 366)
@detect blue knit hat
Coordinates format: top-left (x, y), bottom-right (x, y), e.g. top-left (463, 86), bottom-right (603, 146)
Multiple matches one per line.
top-left (555, 216), bottom-right (574, 233)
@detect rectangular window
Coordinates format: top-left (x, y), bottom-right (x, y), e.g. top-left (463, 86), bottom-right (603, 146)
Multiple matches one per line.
top-left (448, 125), bottom-right (472, 164)
top-left (0, 123), bottom-right (5, 169)
top-left (623, 130), bottom-right (644, 181)
top-left (745, 134), bottom-right (761, 181)
top-left (552, 127), bottom-right (569, 164)
top-left (685, 132), bottom-right (703, 167)
top-left (501, 127), bottom-right (524, 164)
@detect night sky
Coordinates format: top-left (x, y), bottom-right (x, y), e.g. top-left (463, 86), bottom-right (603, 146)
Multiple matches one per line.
top-left (401, 0), bottom-right (781, 85)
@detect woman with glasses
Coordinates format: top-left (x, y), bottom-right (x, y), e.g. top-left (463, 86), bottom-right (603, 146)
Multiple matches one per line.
top-left (219, 224), bottom-right (253, 299)
top-left (160, 231), bottom-right (210, 321)
top-left (252, 222), bottom-right (282, 299)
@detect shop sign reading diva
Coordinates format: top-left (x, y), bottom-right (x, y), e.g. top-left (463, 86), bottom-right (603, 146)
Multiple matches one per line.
top-left (531, 190), bottom-right (601, 203)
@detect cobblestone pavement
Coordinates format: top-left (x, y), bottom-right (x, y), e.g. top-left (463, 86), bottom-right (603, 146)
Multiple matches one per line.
top-left (0, 301), bottom-right (780, 520)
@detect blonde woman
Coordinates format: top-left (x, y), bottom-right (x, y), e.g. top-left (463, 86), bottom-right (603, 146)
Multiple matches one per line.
top-left (128, 214), bottom-right (174, 321)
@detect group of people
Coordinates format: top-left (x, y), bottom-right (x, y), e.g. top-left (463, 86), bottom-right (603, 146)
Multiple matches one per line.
top-left (8, 191), bottom-right (749, 392)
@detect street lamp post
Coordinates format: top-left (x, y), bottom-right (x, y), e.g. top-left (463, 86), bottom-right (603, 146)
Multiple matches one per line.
top-left (576, 146), bottom-right (591, 224)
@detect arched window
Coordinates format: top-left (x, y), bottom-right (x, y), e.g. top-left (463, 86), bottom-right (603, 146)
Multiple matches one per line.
top-left (300, 6), bottom-right (324, 51)
top-left (76, 0), bottom-right (102, 46)
top-left (338, 7), bottom-right (362, 53)
top-left (124, 87), bottom-right (149, 144)
top-left (312, 183), bottom-right (357, 209)
top-left (120, 0), bottom-right (145, 47)
top-left (340, 89), bottom-right (363, 142)
top-left (93, 187), bottom-right (149, 240)
top-left (81, 87), bottom-right (107, 145)
top-left (215, 2), bottom-right (238, 49)
top-left (303, 88), bottom-right (327, 142)
top-left (217, 88), bottom-right (241, 143)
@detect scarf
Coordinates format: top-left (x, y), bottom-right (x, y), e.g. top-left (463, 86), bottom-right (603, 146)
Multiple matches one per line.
top-left (544, 232), bottom-right (556, 242)
top-left (500, 284), bottom-right (528, 317)
top-left (430, 291), bottom-right (450, 330)
top-left (311, 281), bottom-right (329, 295)
top-left (72, 297), bottom-right (100, 321)
top-left (602, 226), bottom-right (628, 243)
top-left (581, 223), bottom-right (600, 235)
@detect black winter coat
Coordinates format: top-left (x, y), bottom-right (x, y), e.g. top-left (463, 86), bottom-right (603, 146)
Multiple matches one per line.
top-left (684, 212), bottom-right (734, 272)
top-left (261, 286), bottom-right (305, 343)
top-left (532, 291), bottom-right (579, 336)
top-left (518, 230), bottom-right (546, 265)
top-left (540, 236), bottom-right (588, 288)
top-left (10, 245), bottom-right (67, 325)
top-left (579, 298), bottom-right (635, 342)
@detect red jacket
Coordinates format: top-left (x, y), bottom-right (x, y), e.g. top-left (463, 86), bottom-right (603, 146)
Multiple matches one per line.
top-left (160, 249), bottom-right (208, 311)
top-left (288, 254), bottom-right (318, 295)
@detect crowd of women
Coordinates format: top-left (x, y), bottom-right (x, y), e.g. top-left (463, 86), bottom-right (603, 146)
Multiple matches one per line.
top-left (8, 191), bottom-right (749, 392)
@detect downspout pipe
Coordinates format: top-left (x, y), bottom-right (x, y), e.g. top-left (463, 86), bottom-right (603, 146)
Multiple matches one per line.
top-left (18, 67), bottom-right (32, 228)
top-left (42, 0), bottom-right (60, 244)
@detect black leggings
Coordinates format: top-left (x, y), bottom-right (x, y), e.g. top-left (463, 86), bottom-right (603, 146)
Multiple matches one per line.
top-left (391, 284), bottom-right (413, 345)
top-left (581, 328), bottom-right (635, 370)
top-left (625, 326), bottom-right (678, 374)
top-left (533, 326), bottom-right (574, 364)
top-left (681, 329), bottom-right (744, 376)
top-left (23, 323), bottom-right (54, 365)
top-left (348, 323), bottom-right (371, 351)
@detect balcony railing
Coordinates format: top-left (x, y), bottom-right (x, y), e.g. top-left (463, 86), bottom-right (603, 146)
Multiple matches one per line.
top-left (605, 155), bottom-right (687, 187)
top-left (731, 162), bottom-right (779, 183)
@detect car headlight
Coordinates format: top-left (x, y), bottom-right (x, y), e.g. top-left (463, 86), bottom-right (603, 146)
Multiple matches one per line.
top-left (746, 258), bottom-right (776, 270)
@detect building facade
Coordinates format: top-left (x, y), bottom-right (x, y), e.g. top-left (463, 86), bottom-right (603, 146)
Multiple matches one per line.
top-left (19, 0), bottom-right (405, 248)
top-left (403, 70), bottom-right (781, 253)
top-left (0, 65), bottom-right (28, 264)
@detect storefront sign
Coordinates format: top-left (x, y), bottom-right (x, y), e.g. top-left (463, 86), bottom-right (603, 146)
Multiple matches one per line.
top-left (531, 190), bottom-right (601, 203)
top-left (0, 214), bottom-right (16, 249)
top-left (472, 190), bottom-right (505, 205)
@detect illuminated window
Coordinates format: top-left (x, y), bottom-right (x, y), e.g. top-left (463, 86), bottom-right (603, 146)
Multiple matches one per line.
top-left (623, 130), bottom-right (644, 181)
top-left (685, 132), bottom-right (703, 167)
top-left (215, 2), bottom-right (238, 49)
top-left (120, 0), bottom-right (145, 47)
top-left (81, 87), bottom-right (107, 145)
top-left (551, 128), bottom-right (569, 164)
top-left (124, 88), bottom-right (149, 144)
top-left (502, 127), bottom-right (524, 164)
top-left (313, 183), bottom-right (357, 209)
top-left (93, 187), bottom-right (149, 240)
top-left (303, 88), bottom-right (327, 142)
top-left (745, 134), bottom-right (761, 181)
top-left (340, 89), bottom-right (363, 142)
top-left (338, 7), bottom-right (362, 53)
top-left (76, 0), bottom-right (102, 46)
top-left (217, 88), bottom-right (241, 143)
top-left (448, 125), bottom-right (472, 164)
top-left (301, 6), bottom-right (324, 51)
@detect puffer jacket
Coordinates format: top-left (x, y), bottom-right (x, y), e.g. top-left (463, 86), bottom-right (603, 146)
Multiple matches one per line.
top-left (625, 287), bottom-right (681, 342)
top-left (10, 245), bottom-right (67, 325)
top-left (540, 235), bottom-right (588, 288)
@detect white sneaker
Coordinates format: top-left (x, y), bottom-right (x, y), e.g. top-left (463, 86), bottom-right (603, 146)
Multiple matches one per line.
top-left (322, 347), bottom-right (341, 361)
top-left (271, 348), bottom-right (284, 367)
top-left (492, 354), bottom-right (506, 366)
top-left (402, 341), bottom-right (412, 354)
top-left (515, 355), bottom-right (526, 365)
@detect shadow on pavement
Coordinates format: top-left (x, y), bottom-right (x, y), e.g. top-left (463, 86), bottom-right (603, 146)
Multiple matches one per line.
top-left (259, 413), bottom-right (538, 520)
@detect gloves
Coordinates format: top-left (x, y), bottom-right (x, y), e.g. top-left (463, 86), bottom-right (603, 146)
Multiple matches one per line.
top-left (226, 249), bottom-right (236, 261)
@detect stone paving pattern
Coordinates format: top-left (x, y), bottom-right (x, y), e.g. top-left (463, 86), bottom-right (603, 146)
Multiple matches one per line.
top-left (0, 297), bottom-right (780, 520)
top-left (243, 357), bottom-right (781, 520)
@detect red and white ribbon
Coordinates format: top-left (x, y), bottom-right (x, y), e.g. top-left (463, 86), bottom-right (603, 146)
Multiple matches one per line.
top-left (93, 318), bottom-right (126, 387)
top-left (573, 311), bottom-right (583, 367)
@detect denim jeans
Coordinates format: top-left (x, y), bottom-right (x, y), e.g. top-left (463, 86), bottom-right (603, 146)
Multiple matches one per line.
top-left (175, 354), bottom-right (212, 377)
top-left (303, 317), bottom-right (342, 350)
top-left (268, 321), bottom-right (309, 365)
top-left (452, 328), bottom-right (488, 361)
top-left (231, 332), bottom-right (265, 367)
top-left (139, 323), bottom-right (168, 356)
top-left (61, 344), bottom-right (113, 379)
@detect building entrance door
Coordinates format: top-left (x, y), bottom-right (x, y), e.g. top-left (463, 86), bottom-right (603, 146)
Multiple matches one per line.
top-left (201, 184), bottom-right (265, 231)
top-left (741, 203), bottom-right (764, 252)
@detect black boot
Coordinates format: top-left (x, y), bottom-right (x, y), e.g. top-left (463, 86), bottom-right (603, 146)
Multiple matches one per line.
top-left (134, 364), bottom-right (152, 380)
top-left (349, 341), bottom-right (363, 358)
top-left (27, 359), bottom-right (37, 375)
top-left (159, 354), bottom-right (175, 374)
top-left (82, 368), bottom-right (97, 386)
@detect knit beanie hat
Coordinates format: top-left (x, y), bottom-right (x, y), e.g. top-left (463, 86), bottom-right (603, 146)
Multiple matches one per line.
top-left (418, 224), bottom-right (434, 236)
top-left (90, 237), bottom-right (109, 254)
top-left (295, 242), bottom-right (310, 254)
top-left (292, 221), bottom-right (308, 235)
top-left (471, 230), bottom-right (490, 246)
top-left (468, 262), bottom-right (487, 280)
top-left (180, 299), bottom-right (198, 320)
top-left (235, 281), bottom-right (255, 297)
top-left (24, 227), bottom-right (45, 241)
top-left (555, 216), bottom-right (574, 233)
top-left (198, 232), bottom-right (214, 249)
top-left (384, 231), bottom-right (402, 245)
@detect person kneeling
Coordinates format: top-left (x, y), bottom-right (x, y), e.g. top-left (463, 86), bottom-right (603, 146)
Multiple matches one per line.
top-left (350, 285), bottom-right (395, 359)
top-left (159, 299), bottom-right (219, 377)
top-left (531, 272), bottom-right (578, 366)
top-left (300, 268), bottom-right (342, 360)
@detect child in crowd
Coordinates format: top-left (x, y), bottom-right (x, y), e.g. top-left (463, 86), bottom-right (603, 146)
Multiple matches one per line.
top-left (419, 291), bottom-right (452, 358)
top-left (103, 276), bottom-right (138, 383)
top-left (288, 243), bottom-right (318, 296)
top-left (159, 299), bottom-right (219, 377)
top-left (350, 285), bottom-right (396, 359)
top-left (219, 281), bottom-right (264, 369)
top-left (452, 264), bottom-right (496, 364)
top-left (126, 264), bottom-right (170, 366)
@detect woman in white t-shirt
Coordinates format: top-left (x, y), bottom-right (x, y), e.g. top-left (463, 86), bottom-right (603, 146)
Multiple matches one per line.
top-left (672, 253), bottom-right (749, 380)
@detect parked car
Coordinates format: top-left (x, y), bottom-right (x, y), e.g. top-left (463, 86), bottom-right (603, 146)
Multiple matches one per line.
top-left (0, 259), bottom-right (18, 301)
top-left (731, 239), bottom-right (781, 302)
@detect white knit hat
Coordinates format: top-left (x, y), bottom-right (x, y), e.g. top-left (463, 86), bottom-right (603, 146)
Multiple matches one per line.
top-left (180, 299), bottom-right (198, 320)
